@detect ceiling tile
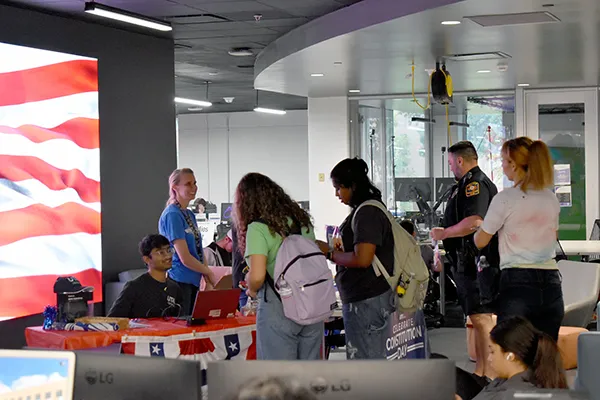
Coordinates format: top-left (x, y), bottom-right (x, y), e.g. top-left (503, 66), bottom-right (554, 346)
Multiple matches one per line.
top-left (181, 1), bottom-right (275, 13)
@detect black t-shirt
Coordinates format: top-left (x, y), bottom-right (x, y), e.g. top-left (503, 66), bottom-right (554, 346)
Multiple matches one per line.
top-left (107, 273), bottom-right (184, 318)
top-left (231, 224), bottom-right (246, 289)
top-left (335, 202), bottom-right (394, 304)
top-left (443, 166), bottom-right (499, 272)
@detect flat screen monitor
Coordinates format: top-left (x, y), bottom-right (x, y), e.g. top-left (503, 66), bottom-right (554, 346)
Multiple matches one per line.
top-left (0, 41), bottom-right (102, 321)
top-left (434, 178), bottom-right (457, 201)
top-left (220, 203), bottom-right (233, 222)
top-left (0, 349), bottom-right (76, 400)
top-left (207, 360), bottom-right (455, 400)
top-left (73, 352), bottom-right (200, 400)
top-left (395, 178), bottom-right (433, 202)
top-left (298, 201), bottom-right (310, 211)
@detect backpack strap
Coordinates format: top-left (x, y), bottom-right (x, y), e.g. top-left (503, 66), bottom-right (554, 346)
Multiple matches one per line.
top-left (351, 200), bottom-right (394, 279)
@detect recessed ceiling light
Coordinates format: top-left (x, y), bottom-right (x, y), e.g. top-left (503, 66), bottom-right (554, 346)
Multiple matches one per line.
top-left (311, 73), bottom-right (324, 77)
top-left (174, 97), bottom-right (212, 107)
top-left (254, 107), bottom-right (286, 115)
top-left (208, 72), bottom-right (218, 76)
top-left (477, 70), bottom-right (492, 73)
top-left (334, 61), bottom-right (343, 65)
top-left (228, 47), bottom-right (253, 57)
top-left (349, 89), bottom-right (361, 93)
top-left (84, 2), bottom-right (172, 31)
top-left (441, 20), bottom-right (461, 25)
top-left (517, 83), bottom-right (530, 87)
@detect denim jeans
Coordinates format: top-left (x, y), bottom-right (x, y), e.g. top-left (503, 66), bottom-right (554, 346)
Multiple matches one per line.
top-left (256, 283), bottom-right (324, 360)
top-left (496, 268), bottom-right (564, 341)
top-left (342, 289), bottom-right (396, 359)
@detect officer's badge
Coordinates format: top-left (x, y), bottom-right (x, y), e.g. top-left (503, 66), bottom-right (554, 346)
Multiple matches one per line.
top-left (465, 182), bottom-right (480, 197)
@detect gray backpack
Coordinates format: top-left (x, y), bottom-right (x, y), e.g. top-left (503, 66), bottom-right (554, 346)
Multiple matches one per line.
top-left (353, 200), bottom-right (429, 313)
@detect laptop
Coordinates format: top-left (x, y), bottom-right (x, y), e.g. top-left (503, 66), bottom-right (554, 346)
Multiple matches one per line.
top-left (207, 360), bottom-right (456, 400)
top-left (188, 288), bottom-right (241, 326)
top-left (0, 349), bottom-right (76, 400)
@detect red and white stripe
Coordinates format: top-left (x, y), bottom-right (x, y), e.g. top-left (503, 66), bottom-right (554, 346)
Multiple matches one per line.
top-left (0, 42), bottom-right (101, 319)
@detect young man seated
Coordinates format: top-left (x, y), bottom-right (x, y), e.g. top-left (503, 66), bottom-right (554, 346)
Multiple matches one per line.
top-left (108, 234), bottom-right (183, 318)
top-left (204, 228), bottom-right (233, 267)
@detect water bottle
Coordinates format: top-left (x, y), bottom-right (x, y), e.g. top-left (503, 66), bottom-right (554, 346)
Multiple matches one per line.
top-left (477, 255), bottom-right (489, 273)
top-left (276, 277), bottom-right (293, 298)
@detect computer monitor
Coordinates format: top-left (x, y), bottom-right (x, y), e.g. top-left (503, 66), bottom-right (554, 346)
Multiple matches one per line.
top-left (298, 201), bottom-right (310, 211)
top-left (434, 177), bottom-right (457, 201)
top-left (220, 203), bottom-right (233, 222)
top-left (207, 360), bottom-right (455, 400)
top-left (73, 352), bottom-right (200, 400)
top-left (395, 178), bottom-right (433, 202)
top-left (0, 349), bottom-right (76, 400)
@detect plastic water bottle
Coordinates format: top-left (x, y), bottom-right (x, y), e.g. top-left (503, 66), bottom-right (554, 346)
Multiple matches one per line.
top-left (477, 256), bottom-right (489, 273)
top-left (276, 277), bottom-right (293, 298)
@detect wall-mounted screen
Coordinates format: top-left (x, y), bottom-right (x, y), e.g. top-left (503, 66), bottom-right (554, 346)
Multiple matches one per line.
top-left (0, 42), bottom-right (101, 320)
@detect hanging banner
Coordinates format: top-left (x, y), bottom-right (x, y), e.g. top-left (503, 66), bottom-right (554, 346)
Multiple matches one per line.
top-left (385, 309), bottom-right (428, 360)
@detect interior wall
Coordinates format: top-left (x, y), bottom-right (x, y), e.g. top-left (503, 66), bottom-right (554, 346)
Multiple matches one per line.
top-left (177, 111), bottom-right (309, 209)
top-left (0, 4), bottom-right (176, 348)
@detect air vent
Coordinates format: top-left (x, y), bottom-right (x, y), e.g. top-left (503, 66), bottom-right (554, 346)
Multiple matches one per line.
top-left (168, 14), bottom-right (228, 24)
top-left (465, 11), bottom-right (560, 27)
top-left (174, 43), bottom-right (192, 49)
top-left (237, 65), bottom-right (254, 69)
top-left (445, 52), bottom-right (512, 62)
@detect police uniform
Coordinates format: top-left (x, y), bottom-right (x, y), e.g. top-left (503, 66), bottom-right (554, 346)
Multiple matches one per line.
top-left (443, 166), bottom-right (499, 316)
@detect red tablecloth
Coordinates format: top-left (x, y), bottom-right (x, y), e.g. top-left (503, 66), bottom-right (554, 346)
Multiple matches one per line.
top-left (25, 316), bottom-right (257, 350)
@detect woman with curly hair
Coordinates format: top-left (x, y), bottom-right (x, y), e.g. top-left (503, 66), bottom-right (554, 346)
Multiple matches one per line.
top-left (234, 173), bottom-right (323, 360)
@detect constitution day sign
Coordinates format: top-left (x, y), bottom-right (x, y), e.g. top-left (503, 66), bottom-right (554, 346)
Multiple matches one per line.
top-left (385, 310), bottom-right (428, 360)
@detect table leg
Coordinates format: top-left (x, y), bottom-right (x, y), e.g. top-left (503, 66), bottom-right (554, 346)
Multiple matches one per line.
top-left (439, 264), bottom-right (446, 317)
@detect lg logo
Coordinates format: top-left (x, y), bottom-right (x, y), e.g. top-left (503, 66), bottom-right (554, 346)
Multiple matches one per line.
top-left (310, 378), bottom-right (351, 395)
top-left (85, 370), bottom-right (114, 385)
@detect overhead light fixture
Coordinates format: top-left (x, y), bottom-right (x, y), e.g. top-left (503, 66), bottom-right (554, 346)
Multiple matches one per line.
top-left (518, 83), bottom-right (530, 87)
top-left (411, 117), bottom-right (436, 124)
top-left (441, 20), bottom-right (461, 25)
top-left (174, 97), bottom-right (212, 107)
top-left (254, 90), bottom-right (285, 115)
top-left (449, 121), bottom-right (470, 127)
top-left (208, 72), bottom-right (218, 76)
top-left (228, 48), bottom-right (253, 57)
top-left (84, 2), bottom-right (172, 31)
top-left (349, 89), bottom-right (361, 93)
top-left (311, 73), bottom-right (324, 77)
top-left (477, 70), bottom-right (492, 74)
top-left (254, 107), bottom-right (286, 115)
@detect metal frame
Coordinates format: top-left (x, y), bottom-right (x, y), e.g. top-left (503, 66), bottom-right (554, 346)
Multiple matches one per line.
top-left (523, 87), bottom-right (599, 239)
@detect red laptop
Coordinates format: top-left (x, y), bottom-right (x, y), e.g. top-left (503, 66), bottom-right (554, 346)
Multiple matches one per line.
top-left (187, 288), bottom-right (241, 326)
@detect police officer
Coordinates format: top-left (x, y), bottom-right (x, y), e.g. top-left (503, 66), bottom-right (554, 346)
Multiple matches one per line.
top-left (431, 141), bottom-right (499, 380)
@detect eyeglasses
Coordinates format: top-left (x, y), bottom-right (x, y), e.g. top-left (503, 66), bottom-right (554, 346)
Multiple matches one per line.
top-left (153, 248), bottom-right (174, 257)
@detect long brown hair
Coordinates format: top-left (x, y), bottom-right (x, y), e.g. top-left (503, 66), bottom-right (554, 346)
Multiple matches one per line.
top-left (234, 173), bottom-right (312, 254)
top-left (502, 137), bottom-right (553, 192)
top-left (490, 316), bottom-right (567, 389)
top-left (166, 168), bottom-right (194, 207)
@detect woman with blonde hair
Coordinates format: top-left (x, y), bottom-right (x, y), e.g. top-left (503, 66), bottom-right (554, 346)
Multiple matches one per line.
top-left (234, 173), bottom-right (323, 360)
top-left (474, 137), bottom-right (563, 340)
top-left (159, 168), bottom-right (217, 315)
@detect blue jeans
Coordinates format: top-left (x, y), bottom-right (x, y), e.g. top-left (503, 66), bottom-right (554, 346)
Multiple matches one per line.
top-left (496, 268), bottom-right (564, 341)
top-left (256, 284), bottom-right (324, 360)
top-left (342, 289), bottom-right (396, 359)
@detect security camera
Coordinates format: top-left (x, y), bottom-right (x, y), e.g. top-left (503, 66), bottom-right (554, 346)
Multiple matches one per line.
top-left (254, 14), bottom-right (262, 22)
top-left (223, 97), bottom-right (235, 103)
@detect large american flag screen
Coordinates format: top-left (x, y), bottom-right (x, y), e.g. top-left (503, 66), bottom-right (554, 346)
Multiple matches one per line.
top-left (0, 42), bottom-right (101, 320)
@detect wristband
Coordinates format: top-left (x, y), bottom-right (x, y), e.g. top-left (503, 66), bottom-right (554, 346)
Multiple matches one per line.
top-left (326, 251), bottom-right (333, 261)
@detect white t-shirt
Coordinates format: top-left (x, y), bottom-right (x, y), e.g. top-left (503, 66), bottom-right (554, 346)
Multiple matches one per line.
top-left (481, 187), bottom-right (560, 270)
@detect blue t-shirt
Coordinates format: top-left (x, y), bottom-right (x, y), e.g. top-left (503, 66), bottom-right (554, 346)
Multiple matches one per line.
top-left (158, 204), bottom-right (204, 286)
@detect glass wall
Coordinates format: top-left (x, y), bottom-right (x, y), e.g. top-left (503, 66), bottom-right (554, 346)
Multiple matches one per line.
top-left (353, 93), bottom-right (515, 224)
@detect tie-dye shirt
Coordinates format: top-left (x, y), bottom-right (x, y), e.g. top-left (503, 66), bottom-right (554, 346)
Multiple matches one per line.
top-left (481, 187), bottom-right (560, 270)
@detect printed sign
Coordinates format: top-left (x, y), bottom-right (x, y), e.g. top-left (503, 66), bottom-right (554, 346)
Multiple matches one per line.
top-left (385, 310), bottom-right (428, 360)
top-left (554, 164), bottom-right (571, 186)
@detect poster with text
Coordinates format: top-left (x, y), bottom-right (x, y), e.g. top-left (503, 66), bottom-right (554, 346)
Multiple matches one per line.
top-left (385, 310), bottom-right (428, 360)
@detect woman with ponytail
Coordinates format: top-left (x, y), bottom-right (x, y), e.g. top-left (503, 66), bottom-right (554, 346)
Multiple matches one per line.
top-left (474, 137), bottom-right (563, 340)
top-left (159, 168), bottom-right (217, 315)
top-left (472, 316), bottom-right (567, 399)
top-left (316, 158), bottom-right (396, 359)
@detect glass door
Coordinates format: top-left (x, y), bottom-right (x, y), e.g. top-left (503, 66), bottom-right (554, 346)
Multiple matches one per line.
top-left (525, 89), bottom-right (599, 240)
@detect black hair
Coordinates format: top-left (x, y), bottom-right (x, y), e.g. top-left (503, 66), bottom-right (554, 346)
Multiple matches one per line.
top-left (138, 234), bottom-right (170, 258)
top-left (330, 157), bottom-right (382, 208)
top-left (490, 316), bottom-right (567, 389)
top-left (448, 141), bottom-right (478, 161)
top-left (400, 220), bottom-right (416, 235)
